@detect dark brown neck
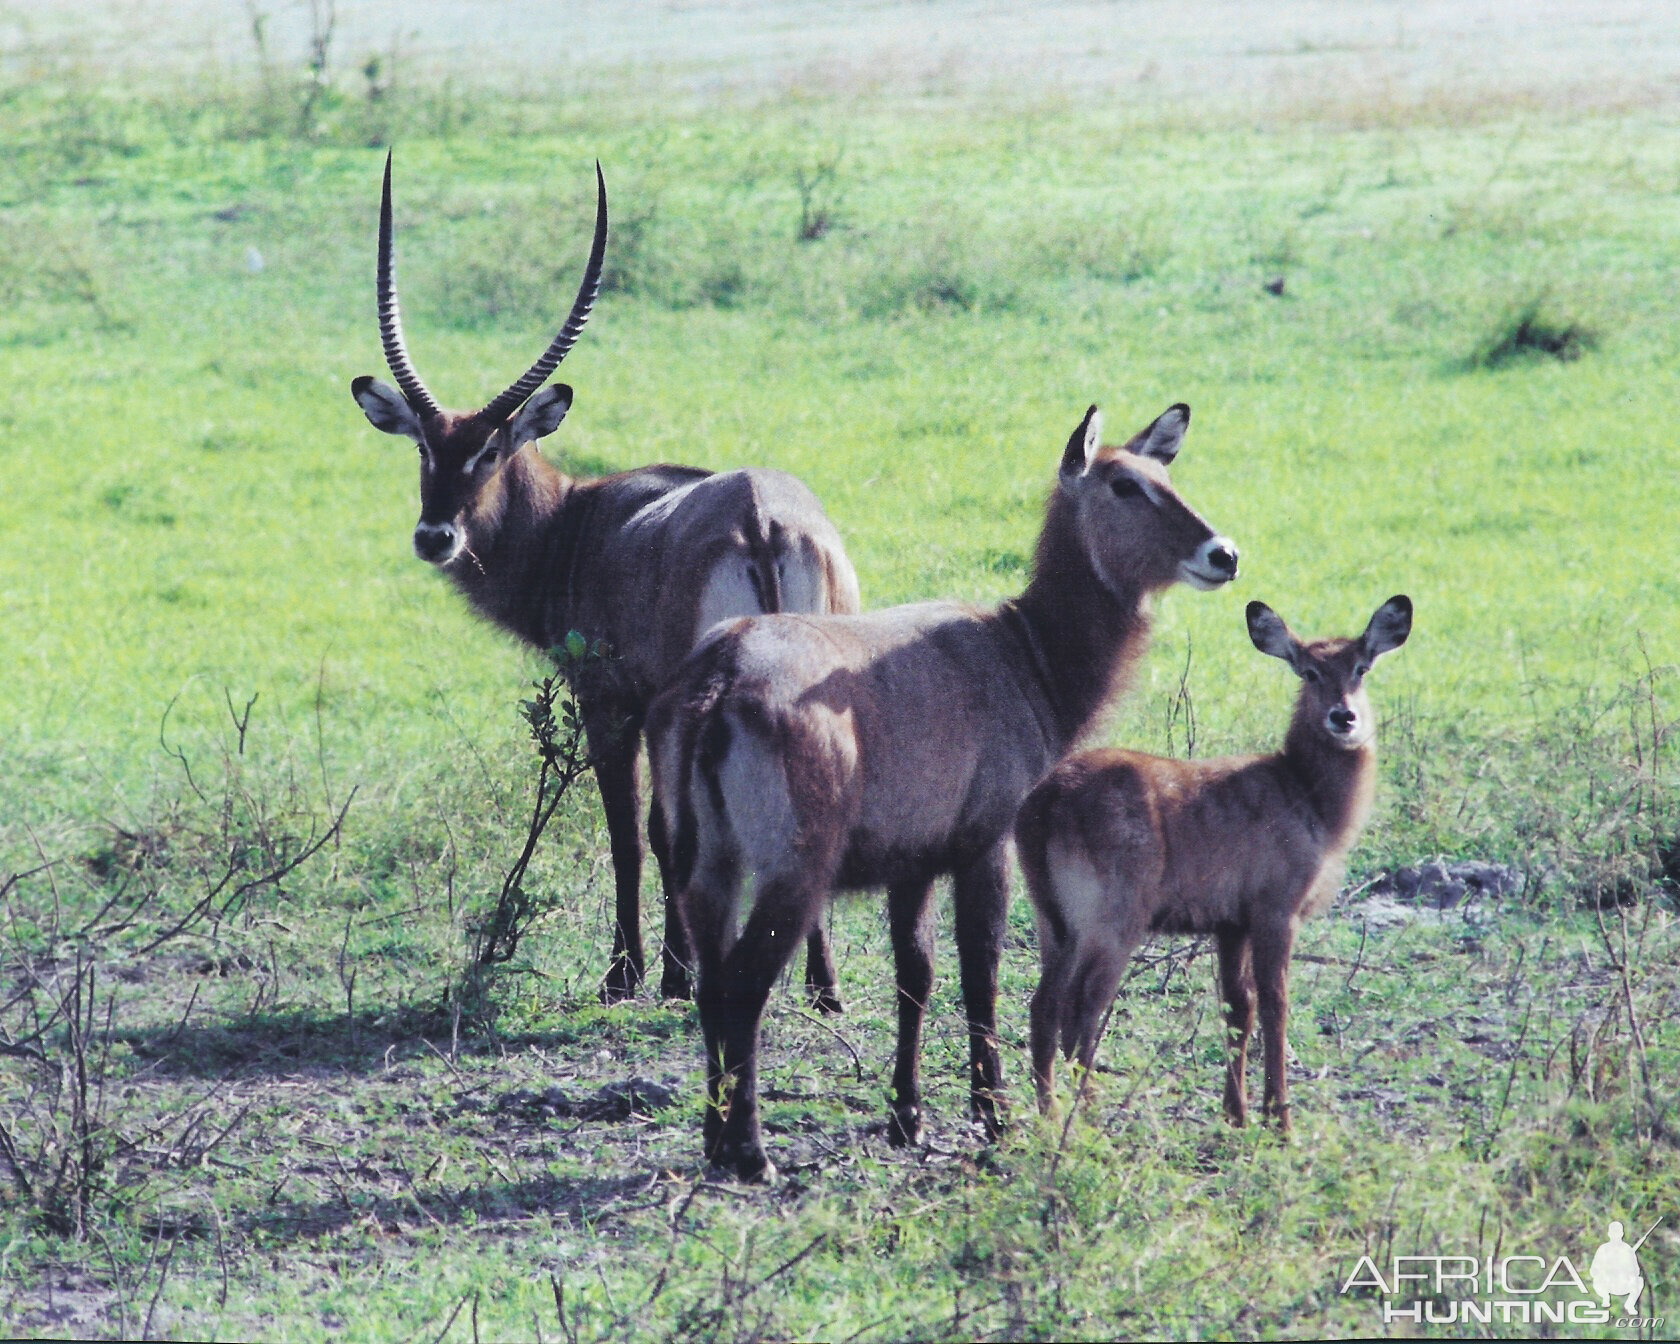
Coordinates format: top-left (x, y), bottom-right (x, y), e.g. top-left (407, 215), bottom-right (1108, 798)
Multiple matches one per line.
top-left (1006, 492), bottom-right (1155, 752)
top-left (446, 447), bottom-right (579, 648)
top-left (1282, 708), bottom-right (1377, 845)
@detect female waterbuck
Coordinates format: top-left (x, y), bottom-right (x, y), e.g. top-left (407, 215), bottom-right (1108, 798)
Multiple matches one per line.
top-left (349, 154), bottom-right (859, 1006)
top-left (1014, 595), bottom-right (1412, 1130)
top-left (647, 402), bottom-right (1239, 1179)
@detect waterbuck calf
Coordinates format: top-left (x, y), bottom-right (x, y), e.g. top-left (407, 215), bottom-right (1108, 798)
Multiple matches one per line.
top-left (1015, 595), bottom-right (1413, 1130)
top-left (647, 402), bottom-right (1239, 1180)
top-left (349, 154), bottom-right (859, 1006)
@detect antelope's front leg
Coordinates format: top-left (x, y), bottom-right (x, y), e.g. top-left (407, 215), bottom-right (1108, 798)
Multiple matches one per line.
top-left (885, 877), bottom-right (937, 1146)
top-left (952, 843), bottom-right (1010, 1139)
top-left (1252, 920), bottom-right (1297, 1134)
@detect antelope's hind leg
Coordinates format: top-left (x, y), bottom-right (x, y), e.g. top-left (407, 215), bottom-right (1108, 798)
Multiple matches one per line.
top-left (885, 876), bottom-right (938, 1146)
top-left (952, 843), bottom-right (1010, 1138)
top-left (1065, 940), bottom-right (1129, 1087)
top-left (698, 873), bottom-right (825, 1182)
top-left (803, 918), bottom-right (843, 1016)
top-left (1029, 936), bottom-right (1075, 1114)
top-left (1216, 924), bottom-right (1256, 1126)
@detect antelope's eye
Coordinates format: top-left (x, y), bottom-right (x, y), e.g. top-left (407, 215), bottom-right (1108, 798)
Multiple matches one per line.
top-left (1110, 476), bottom-right (1142, 499)
top-left (1302, 667), bottom-right (1321, 685)
top-left (1354, 663), bottom-right (1371, 678)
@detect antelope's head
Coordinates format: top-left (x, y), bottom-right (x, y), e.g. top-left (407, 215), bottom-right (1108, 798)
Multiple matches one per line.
top-left (1247, 596), bottom-right (1413, 749)
top-left (1057, 403), bottom-right (1239, 596)
top-left (350, 153), bottom-right (608, 566)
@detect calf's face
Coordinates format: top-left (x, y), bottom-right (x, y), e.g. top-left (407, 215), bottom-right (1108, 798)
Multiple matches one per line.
top-left (1247, 596), bottom-right (1413, 749)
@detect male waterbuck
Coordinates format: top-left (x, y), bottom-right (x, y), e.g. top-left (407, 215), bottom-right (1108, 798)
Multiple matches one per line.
top-left (349, 154), bottom-right (859, 1006)
top-left (1015, 595), bottom-right (1413, 1130)
top-left (646, 401), bottom-right (1239, 1179)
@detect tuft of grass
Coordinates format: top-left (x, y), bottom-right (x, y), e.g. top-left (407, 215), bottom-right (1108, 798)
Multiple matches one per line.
top-left (1468, 293), bottom-right (1599, 368)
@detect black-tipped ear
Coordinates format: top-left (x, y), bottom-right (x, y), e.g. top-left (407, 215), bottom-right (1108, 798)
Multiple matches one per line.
top-left (1361, 595), bottom-right (1412, 659)
top-left (505, 383), bottom-right (574, 446)
top-left (1246, 600), bottom-right (1299, 665)
top-left (1134, 403), bottom-right (1190, 463)
top-left (352, 375), bottom-right (426, 441)
top-left (1059, 405), bottom-right (1102, 480)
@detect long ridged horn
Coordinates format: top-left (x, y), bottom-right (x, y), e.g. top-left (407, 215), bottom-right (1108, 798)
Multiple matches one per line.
top-left (479, 161), bottom-right (608, 426)
top-left (376, 149), bottom-right (441, 422)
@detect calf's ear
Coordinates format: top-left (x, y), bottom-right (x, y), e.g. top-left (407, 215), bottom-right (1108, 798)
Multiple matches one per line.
top-left (1362, 595), bottom-right (1413, 659)
top-left (1247, 601), bottom-right (1301, 668)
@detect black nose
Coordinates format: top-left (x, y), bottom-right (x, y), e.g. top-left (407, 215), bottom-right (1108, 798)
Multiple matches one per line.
top-left (413, 523), bottom-right (457, 562)
top-left (1328, 707), bottom-right (1356, 732)
top-left (1207, 544), bottom-right (1238, 576)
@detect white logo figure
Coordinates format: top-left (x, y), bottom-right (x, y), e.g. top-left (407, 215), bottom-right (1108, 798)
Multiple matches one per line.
top-left (1591, 1219), bottom-right (1658, 1314)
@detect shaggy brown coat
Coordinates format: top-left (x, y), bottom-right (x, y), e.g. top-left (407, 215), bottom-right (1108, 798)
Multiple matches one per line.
top-left (1015, 595), bottom-right (1412, 1130)
top-left (647, 402), bottom-right (1238, 1180)
top-left (350, 156), bottom-right (858, 1004)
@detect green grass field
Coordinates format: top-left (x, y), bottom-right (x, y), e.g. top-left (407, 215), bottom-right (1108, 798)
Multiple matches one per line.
top-left (2, 3), bottom-right (1677, 1339)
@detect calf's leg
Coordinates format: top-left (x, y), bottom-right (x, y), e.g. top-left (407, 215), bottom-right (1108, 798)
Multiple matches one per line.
top-left (1216, 924), bottom-right (1256, 1126)
top-left (1251, 919), bottom-right (1297, 1134)
top-left (803, 920), bottom-right (843, 1016)
top-left (1029, 936), bottom-right (1074, 1114)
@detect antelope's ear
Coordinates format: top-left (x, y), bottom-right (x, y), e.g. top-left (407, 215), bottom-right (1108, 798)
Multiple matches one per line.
top-left (505, 384), bottom-right (573, 447)
top-left (1361, 595), bottom-right (1413, 659)
top-left (1133, 402), bottom-right (1190, 464)
top-left (1059, 405), bottom-right (1102, 484)
top-left (1246, 601), bottom-right (1300, 666)
top-left (352, 376), bottom-right (425, 441)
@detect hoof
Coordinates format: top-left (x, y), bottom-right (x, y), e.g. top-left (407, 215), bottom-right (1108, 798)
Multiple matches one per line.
top-left (600, 957), bottom-right (641, 1005)
top-left (886, 1104), bottom-right (923, 1149)
top-left (709, 1141), bottom-right (776, 1184)
top-left (599, 979), bottom-right (638, 1006)
top-left (970, 1098), bottom-right (1006, 1143)
top-left (806, 984), bottom-right (844, 1016)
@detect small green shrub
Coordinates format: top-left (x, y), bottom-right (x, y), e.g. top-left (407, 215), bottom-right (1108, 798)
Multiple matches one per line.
top-left (1468, 294), bottom-right (1599, 368)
